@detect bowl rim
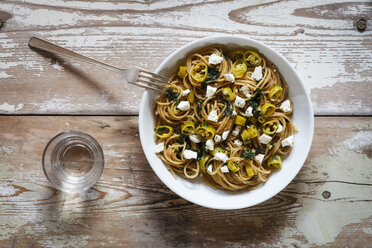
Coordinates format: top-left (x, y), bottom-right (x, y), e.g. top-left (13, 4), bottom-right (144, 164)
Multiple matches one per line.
top-left (139, 35), bottom-right (314, 210)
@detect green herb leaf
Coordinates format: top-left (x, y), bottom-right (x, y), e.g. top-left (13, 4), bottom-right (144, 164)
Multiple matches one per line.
top-left (197, 101), bottom-right (203, 111)
top-left (207, 67), bottom-right (219, 82)
top-left (166, 88), bottom-right (180, 101)
top-left (197, 144), bottom-right (206, 160)
top-left (241, 149), bottom-right (255, 160)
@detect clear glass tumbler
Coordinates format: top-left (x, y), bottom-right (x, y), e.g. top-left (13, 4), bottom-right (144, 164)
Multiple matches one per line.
top-left (42, 130), bottom-right (104, 193)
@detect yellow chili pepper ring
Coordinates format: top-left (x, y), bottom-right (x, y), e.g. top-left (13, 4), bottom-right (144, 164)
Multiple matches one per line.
top-left (191, 62), bottom-right (208, 83)
top-left (155, 125), bottom-right (174, 139)
top-left (181, 121), bottom-right (195, 135)
top-left (262, 119), bottom-right (280, 135)
top-left (196, 125), bottom-right (216, 140)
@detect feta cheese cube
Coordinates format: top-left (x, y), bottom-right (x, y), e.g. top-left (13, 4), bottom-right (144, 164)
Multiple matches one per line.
top-left (234, 96), bottom-right (245, 108)
top-left (181, 89), bottom-right (190, 96)
top-left (232, 126), bottom-right (241, 136)
top-left (209, 54), bottom-right (223, 65)
top-left (207, 109), bottom-right (219, 122)
top-left (222, 131), bottom-right (229, 140)
top-left (214, 152), bottom-right (229, 163)
top-left (252, 66), bottom-right (263, 81)
top-left (206, 139), bottom-right (214, 151)
top-left (220, 165), bottom-right (229, 173)
top-left (224, 73), bottom-right (235, 82)
top-left (259, 133), bottom-right (272, 144)
top-left (232, 110), bottom-right (237, 117)
top-left (207, 164), bottom-right (213, 173)
top-left (189, 135), bottom-right (201, 143)
top-left (276, 124), bottom-right (283, 133)
top-left (233, 140), bottom-right (243, 146)
top-left (280, 100), bottom-right (291, 113)
top-left (154, 142), bottom-right (164, 153)
top-left (214, 134), bottom-right (222, 143)
top-left (177, 101), bottom-right (190, 111)
top-left (183, 149), bottom-right (198, 159)
top-left (206, 86), bottom-right (217, 98)
top-left (245, 106), bottom-right (254, 117)
top-left (281, 135), bottom-right (294, 147)
top-left (255, 154), bottom-right (264, 164)
top-left (240, 86), bottom-right (252, 99)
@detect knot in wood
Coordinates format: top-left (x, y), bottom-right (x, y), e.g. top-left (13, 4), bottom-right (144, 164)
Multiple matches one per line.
top-left (356, 19), bottom-right (366, 32)
top-left (322, 190), bottom-right (331, 199)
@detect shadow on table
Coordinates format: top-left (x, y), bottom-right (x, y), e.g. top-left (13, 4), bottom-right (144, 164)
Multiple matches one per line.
top-left (141, 187), bottom-right (298, 247)
top-left (29, 46), bottom-right (124, 107)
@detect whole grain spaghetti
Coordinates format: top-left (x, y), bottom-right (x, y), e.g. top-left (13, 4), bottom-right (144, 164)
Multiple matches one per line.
top-left (153, 45), bottom-right (296, 191)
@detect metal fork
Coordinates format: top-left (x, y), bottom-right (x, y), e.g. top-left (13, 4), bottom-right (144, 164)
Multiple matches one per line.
top-left (28, 36), bottom-right (170, 92)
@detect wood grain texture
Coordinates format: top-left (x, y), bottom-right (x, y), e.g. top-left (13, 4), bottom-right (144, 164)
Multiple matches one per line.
top-left (0, 0), bottom-right (371, 115)
top-left (0, 116), bottom-right (371, 247)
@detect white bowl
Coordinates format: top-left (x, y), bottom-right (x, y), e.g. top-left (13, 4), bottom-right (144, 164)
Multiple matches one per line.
top-left (139, 35), bottom-right (314, 210)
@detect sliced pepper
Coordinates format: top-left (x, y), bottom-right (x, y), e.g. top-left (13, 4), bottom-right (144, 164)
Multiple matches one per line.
top-left (188, 90), bottom-right (195, 103)
top-left (245, 164), bottom-right (255, 176)
top-left (262, 119), bottom-right (280, 135)
top-left (267, 155), bottom-right (282, 169)
top-left (247, 125), bottom-right (258, 138)
top-left (243, 50), bottom-right (262, 66)
top-left (227, 161), bottom-right (240, 172)
top-left (229, 48), bottom-right (245, 61)
top-left (221, 87), bottom-right (236, 101)
top-left (210, 146), bottom-right (229, 156)
top-left (268, 86), bottom-right (283, 101)
top-left (258, 116), bottom-right (265, 124)
top-left (232, 59), bottom-right (248, 78)
top-left (178, 66), bottom-right (187, 78)
top-left (181, 121), bottom-right (195, 135)
top-left (154, 125), bottom-right (174, 139)
top-left (261, 103), bottom-right (276, 117)
top-left (235, 115), bottom-right (246, 126)
top-left (196, 124), bottom-right (216, 140)
top-left (191, 62), bottom-right (208, 83)
top-left (241, 129), bottom-right (250, 144)
top-left (199, 155), bottom-right (211, 173)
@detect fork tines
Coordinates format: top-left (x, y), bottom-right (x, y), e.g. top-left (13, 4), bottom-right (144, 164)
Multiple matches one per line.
top-left (136, 68), bottom-right (171, 93)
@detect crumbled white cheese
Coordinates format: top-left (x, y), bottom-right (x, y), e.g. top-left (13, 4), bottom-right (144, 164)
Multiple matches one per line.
top-left (207, 164), bottom-right (213, 173)
top-left (273, 69), bottom-right (277, 72)
top-left (214, 152), bottom-right (229, 163)
top-left (252, 66), bottom-right (263, 81)
top-left (233, 140), bottom-right (243, 146)
top-left (282, 135), bottom-right (294, 147)
top-left (245, 106), bottom-right (253, 117)
top-left (259, 134), bottom-right (272, 144)
top-left (280, 100), bottom-right (291, 113)
top-left (232, 126), bottom-right (241, 136)
top-left (206, 86), bottom-right (217, 98)
top-left (220, 165), bottom-right (229, 173)
top-left (209, 54), bottom-right (223, 65)
top-left (240, 86), bottom-right (252, 99)
top-left (276, 124), bottom-right (283, 133)
top-left (207, 109), bottom-right (219, 122)
top-left (184, 150), bottom-right (198, 159)
top-left (189, 135), bottom-right (201, 143)
top-left (177, 101), bottom-right (190, 111)
top-left (222, 131), bottom-right (229, 140)
top-left (214, 134), bottom-right (222, 143)
top-left (206, 139), bottom-right (214, 151)
top-left (154, 142), bottom-right (164, 153)
top-left (255, 154), bottom-right (264, 164)
top-left (232, 110), bottom-right (237, 116)
top-left (181, 89), bottom-right (190, 96)
top-left (224, 73), bottom-right (235, 82)
top-left (234, 96), bottom-right (245, 108)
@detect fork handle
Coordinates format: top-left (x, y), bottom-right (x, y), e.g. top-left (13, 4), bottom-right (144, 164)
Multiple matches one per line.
top-left (28, 36), bottom-right (125, 75)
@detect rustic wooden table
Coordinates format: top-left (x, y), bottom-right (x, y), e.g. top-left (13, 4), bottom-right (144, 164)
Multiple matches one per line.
top-left (0, 1), bottom-right (371, 247)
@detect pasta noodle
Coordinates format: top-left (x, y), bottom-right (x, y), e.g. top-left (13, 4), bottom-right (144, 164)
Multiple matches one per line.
top-left (153, 45), bottom-right (296, 191)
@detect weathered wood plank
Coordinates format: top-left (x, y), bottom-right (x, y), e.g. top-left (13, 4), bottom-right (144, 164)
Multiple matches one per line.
top-left (0, 116), bottom-right (371, 247)
top-left (0, 0), bottom-right (371, 115)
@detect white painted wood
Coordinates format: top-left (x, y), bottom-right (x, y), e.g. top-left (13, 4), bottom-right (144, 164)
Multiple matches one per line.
top-left (0, 0), bottom-right (371, 115)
